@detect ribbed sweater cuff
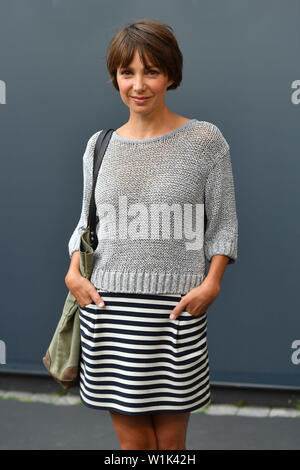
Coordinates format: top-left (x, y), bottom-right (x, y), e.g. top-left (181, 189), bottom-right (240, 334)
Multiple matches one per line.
top-left (205, 239), bottom-right (238, 264)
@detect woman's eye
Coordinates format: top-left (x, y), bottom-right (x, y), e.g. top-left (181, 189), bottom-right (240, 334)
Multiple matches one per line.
top-left (120, 70), bottom-right (159, 75)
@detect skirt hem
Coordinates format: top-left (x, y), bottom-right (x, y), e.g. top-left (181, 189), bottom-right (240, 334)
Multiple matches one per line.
top-left (79, 394), bottom-right (212, 415)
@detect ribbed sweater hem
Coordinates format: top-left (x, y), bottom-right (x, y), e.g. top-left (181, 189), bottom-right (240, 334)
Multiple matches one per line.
top-left (90, 268), bottom-right (206, 295)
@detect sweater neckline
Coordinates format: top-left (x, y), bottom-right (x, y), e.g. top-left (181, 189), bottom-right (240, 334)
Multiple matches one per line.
top-left (111, 118), bottom-right (197, 144)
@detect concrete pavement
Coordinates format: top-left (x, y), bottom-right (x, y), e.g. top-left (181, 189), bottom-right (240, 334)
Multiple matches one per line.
top-left (1, 393), bottom-right (300, 450)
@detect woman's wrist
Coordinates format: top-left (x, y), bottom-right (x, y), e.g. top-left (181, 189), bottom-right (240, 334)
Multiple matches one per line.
top-left (65, 269), bottom-right (82, 287)
top-left (201, 276), bottom-right (221, 292)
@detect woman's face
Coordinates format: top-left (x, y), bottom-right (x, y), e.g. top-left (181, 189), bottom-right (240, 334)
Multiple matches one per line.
top-left (116, 50), bottom-right (174, 115)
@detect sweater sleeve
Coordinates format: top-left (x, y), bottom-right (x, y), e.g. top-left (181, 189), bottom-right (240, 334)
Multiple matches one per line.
top-left (203, 130), bottom-right (238, 265)
top-left (67, 130), bottom-right (102, 258)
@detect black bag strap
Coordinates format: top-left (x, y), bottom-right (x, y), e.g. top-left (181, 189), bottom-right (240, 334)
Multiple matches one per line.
top-left (88, 128), bottom-right (115, 249)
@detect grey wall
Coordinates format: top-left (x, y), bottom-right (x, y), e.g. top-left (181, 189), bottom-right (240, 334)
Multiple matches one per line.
top-left (0, 0), bottom-right (300, 389)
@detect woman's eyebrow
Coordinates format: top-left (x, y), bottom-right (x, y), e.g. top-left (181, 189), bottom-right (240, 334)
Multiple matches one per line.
top-left (120, 64), bottom-right (157, 70)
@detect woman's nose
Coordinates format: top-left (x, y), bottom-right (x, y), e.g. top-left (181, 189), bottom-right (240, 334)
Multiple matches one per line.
top-left (133, 77), bottom-right (146, 92)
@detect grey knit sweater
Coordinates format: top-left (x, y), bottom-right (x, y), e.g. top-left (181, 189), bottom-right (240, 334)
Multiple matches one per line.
top-left (68, 118), bottom-right (238, 295)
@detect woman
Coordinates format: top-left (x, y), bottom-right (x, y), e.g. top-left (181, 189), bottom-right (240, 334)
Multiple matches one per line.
top-left (65, 19), bottom-right (238, 450)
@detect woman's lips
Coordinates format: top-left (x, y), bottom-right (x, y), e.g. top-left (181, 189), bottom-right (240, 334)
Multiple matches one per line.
top-left (131, 96), bottom-right (151, 103)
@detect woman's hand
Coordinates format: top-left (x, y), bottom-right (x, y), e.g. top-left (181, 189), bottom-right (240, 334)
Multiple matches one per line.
top-left (169, 279), bottom-right (221, 320)
top-left (65, 272), bottom-right (105, 308)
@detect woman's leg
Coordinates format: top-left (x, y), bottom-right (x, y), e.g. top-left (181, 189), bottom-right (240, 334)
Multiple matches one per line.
top-left (109, 410), bottom-right (190, 450)
top-left (109, 410), bottom-right (158, 450)
top-left (151, 412), bottom-right (191, 450)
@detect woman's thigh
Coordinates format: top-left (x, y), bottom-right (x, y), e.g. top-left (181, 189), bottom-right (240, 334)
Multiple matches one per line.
top-left (109, 410), bottom-right (191, 450)
top-left (109, 410), bottom-right (158, 450)
top-left (151, 412), bottom-right (191, 450)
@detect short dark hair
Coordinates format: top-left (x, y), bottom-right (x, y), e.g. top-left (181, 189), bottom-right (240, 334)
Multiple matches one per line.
top-left (105, 18), bottom-right (183, 91)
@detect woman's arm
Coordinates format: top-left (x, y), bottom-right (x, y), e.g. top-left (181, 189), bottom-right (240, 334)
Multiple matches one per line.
top-left (67, 134), bottom-right (96, 260)
top-left (65, 131), bottom-right (105, 308)
top-left (203, 147), bottom-right (238, 265)
top-left (204, 253), bottom-right (230, 287)
top-left (170, 126), bottom-right (238, 320)
top-left (65, 250), bottom-right (80, 280)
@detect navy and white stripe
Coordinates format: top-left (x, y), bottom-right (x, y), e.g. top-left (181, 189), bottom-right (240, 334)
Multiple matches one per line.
top-left (78, 291), bottom-right (211, 415)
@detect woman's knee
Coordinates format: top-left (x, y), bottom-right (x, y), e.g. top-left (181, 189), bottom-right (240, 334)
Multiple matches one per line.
top-left (121, 433), bottom-right (158, 450)
top-left (156, 439), bottom-right (186, 450)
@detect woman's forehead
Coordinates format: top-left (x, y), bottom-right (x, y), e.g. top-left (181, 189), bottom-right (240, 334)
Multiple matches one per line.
top-left (118, 49), bottom-right (158, 68)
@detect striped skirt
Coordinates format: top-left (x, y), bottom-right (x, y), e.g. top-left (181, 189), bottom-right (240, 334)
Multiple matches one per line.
top-left (78, 291), bottom-right (211, 415)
